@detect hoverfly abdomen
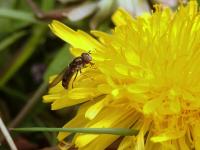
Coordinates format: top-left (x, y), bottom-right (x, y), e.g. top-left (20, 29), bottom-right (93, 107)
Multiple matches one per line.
top-left (61, 69), bottom-right (73, 89)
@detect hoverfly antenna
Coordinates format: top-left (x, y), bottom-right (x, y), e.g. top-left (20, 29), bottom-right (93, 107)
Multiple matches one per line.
top-left (88, 50), bottom-right (91, 54)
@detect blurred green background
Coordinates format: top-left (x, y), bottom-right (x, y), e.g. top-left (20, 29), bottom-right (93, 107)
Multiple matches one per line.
top-left (0, 0), bottom-right (188, 149)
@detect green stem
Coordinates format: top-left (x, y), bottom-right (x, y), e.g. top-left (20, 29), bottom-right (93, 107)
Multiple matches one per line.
top-left (10, 127), bottom-right (138, 136)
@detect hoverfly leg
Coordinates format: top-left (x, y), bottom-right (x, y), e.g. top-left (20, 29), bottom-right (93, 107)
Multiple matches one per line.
top-left (89, 62), bottom-right (95, 66)
top-left (71, 70), bottom-right (79, 88)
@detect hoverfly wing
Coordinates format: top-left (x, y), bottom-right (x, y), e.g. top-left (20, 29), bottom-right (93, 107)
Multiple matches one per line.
top-left (49, 68), bottom-right (67, 88)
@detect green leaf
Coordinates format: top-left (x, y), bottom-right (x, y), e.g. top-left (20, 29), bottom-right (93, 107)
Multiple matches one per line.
top-left (43, 45), bottom-right (72, 82)
top-left (198, 0), bottom-right (200, 6)
top-left (0, 31), bottom-right (26, 52)
top-left (0, 8), bottom-right (39, 23)
top-left (11, 127), bottom-right (138, 136)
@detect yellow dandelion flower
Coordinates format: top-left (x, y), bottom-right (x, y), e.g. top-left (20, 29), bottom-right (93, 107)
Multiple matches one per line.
top-left (43, 1), bottom-right (200, 149)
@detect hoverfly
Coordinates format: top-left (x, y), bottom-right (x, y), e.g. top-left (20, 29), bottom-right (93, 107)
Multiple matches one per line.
top-left (49, 52), bottom-right (93, 89)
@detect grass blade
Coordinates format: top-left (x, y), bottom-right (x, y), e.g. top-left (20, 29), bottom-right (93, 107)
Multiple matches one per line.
top-left (0, 25), bottom-right (47, 86)
top-left (11, 127), bottom-right (138, 136)
top-left (0, 8), bottom-right (39, 23)
top-left (0, 117), bottom-right (17, 150)
top-left (8, 82), bottom-right (48, 128)
top-left (0, 31), bottom-right (27, 52)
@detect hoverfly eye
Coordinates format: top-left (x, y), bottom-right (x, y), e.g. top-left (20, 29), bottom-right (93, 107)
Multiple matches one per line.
top-left (86, 54), bottom-right (92, 62)
top-left (82, 53), bottom-right (92, 63)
